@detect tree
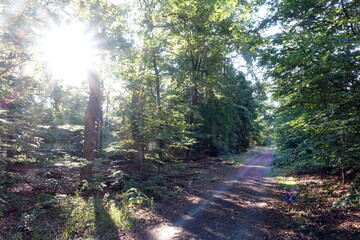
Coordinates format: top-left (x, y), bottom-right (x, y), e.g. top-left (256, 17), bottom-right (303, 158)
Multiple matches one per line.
top-left (81, 70), bottom-right (102, 180)
top-left (261, 0), bottom-right (360, 180)
top-left (0, 0), bottom-right (48, 161)
top-left (0, 0), bottom-right (267, 176)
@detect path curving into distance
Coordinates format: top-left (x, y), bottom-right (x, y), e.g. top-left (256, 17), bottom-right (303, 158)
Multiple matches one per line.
top-left (141, 149), bottom-right (277, 240)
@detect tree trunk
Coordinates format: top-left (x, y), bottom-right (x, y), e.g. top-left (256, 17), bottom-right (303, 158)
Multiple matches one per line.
top-left (6, 134), bottom-right (15, 158)
top-left (153, 58), bottom-right (161, 111)
top-left (98, 109), bottom-right (103, 157)
top-left (153, 57), bottom-right (165, 160)
top-left (81, 70), bottom-right (101, 180)
top-left (186, 53), bottom-right (202, 159)
top-left (130, 87), bottom-right (145, 168)
top-left (210, 118), bottom-right (218, 156)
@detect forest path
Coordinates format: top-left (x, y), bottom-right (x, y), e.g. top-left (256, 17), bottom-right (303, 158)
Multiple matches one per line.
top-left (141, 149), bottom-right (281, 240)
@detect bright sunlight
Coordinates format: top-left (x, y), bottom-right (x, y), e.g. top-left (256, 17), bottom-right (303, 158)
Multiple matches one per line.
top-left (39, 22), bottom-right (97, 86)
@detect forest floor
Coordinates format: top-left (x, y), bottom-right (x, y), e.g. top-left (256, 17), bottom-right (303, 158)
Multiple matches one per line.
top-left (135, 148), bottom-right (279, 240)
top-left (1, 147), bottom-right (359, 239)
top-left (127, 148), bottom-right (360, 240)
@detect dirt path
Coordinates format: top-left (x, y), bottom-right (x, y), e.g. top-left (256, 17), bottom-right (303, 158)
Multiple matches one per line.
top-left (140, 149), bottom-right (280, 240)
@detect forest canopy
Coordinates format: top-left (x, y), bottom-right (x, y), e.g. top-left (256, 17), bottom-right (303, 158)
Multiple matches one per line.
top-left (1, 0), bottom-right (359, 239)
top-left (0, 0), bottom-right (269, 171)
top-left (263, 0), bottom-right (360, 181)
top-left (0, 0), bottom-right (358, 180)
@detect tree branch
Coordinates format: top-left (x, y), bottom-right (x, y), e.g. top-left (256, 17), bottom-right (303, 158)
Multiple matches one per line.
top-left (340, 0), bottom-right (358, 35)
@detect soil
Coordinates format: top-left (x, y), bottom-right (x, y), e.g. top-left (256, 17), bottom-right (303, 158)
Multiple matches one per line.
top-left (279, 174), bottom-right (360, 240)
top-left (2, 148), bottom-right (359, 239)
top-left (132, 149), bottom-right (293, 240)
top-left (128, 149), bottom-right (360, 240)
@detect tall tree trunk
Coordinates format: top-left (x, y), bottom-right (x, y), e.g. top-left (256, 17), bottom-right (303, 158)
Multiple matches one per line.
top-left (6, 134), bottom-right (15, 158)
top-left (153, 57), bottom-right (165, 159)
top-left (98, 109), bottom-right (103, 157)
top-left (210, 118), bottom-right (218, 156)
top-left (186, 53), bottom-right (201, 159)
top-left (153, 58), bottom-right (161, 111)
top-left (81, 70), bottom-right (101, 180)
top-left (130, 88), bottom-right (145, 168)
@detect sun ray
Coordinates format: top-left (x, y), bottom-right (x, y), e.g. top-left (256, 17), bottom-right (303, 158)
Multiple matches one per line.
top-left (38, 22), bottom-right (97, 86)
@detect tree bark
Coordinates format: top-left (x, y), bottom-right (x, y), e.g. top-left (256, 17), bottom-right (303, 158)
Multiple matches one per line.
top-left (210, 118), bottom-right (218, 156)
top-left (130, 85), bottom-right (145, 168)
top-left (153, 57), bottom-right (161, 111)
top-left (6, 134), bottom-right (15, 158)
top-left (81, 70), bottom-right (101, 180)
top-left (153, 57), bottom-right (165, 159)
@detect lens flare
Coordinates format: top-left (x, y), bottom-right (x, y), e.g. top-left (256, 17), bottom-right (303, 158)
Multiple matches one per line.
top-left (39, 22), bottom-right (97, 86)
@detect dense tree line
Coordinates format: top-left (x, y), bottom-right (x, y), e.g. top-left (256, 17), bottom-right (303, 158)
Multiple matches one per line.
top-left (0, 0), bottom-right (268, 176)
top-left (2, 0), bottom-right (360, 238)
top-left (2, 0), bottom-right (357, 184)
top-left (262, 0), bottom-right (360, 184)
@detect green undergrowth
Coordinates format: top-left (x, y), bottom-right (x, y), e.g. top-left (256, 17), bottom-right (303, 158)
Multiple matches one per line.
top-left (272, 149), bottom-right (360, 209)
top-left (220, 147), bottom-right (266, 167)
top-left (0, 147), bottom-right (267, 239)
top-left (101, 170), bottom-right (183, 202)
top-left (1, 188), bottom-right (152, 240)
top-left (271, 155), bottom-right (360, 239)
top-left (333, 173), bottom-right (360, 208)
top-left (0, 161), bottom-right (153, 239)
top-left (275, 176), bottom-right (299, 189)
top-left (209, 176), bottom-right (220, 182)
top-left (60, 189), bottom-right (151, 240)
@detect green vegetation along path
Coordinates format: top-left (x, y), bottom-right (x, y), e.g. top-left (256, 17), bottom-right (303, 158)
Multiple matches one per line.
top-left (141, 149), bottom-right (282, 240)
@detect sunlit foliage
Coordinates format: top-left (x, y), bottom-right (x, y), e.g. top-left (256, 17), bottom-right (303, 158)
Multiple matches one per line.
top-left (262, 0), bottom-right (360, 181)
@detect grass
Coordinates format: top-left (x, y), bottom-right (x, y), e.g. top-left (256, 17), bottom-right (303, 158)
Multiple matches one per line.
top-left (60, 193), bottom-right (139, 239)
top-left (1, 190), bottom-right (145, 239)
top-left (223, 154), bottom-right (246, 165)
top-left (221, 155), bottom-right (246, 166)
top-left (275, 176), bottom-right (299, 188)
top-left (209, 176), bottom-right (219, 182)
top-left (220, 147), bottom-right (267, 167)
top-left (106, 200), bottom-right (134, 230)
top-left (1, 146), bottom-right (271, 239)
top-left (61, 195), bottom-right (97, 239)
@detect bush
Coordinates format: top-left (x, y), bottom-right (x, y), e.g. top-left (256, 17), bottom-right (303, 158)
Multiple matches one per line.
top-left (333, 173), bottom-right (360, 208)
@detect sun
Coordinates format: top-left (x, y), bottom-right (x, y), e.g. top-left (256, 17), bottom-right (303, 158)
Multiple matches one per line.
top-left (39, 22), bottom-right (97, 86)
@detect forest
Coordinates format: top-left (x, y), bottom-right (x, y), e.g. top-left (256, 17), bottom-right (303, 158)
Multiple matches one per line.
top-left (0, 0), bottom-right (359, 239)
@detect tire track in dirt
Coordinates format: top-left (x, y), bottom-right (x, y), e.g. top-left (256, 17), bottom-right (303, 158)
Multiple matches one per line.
top-left (141, 149), bottom-right (276, 240)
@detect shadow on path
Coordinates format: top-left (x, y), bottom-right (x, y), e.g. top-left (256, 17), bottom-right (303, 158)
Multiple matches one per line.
top-left (139, 149), bottom-right (292, 240)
